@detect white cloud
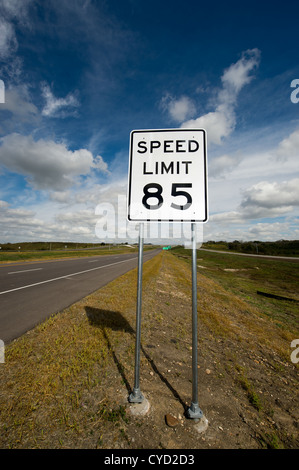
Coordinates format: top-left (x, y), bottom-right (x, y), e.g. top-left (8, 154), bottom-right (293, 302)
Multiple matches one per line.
top-left (0, 199), bottom-right (45, 239)
top-left (275, 128), bottom-right (299, 161)
top-left (0, 200), bottom-right (9, 209)
top-left (207, 124), bottom-right (299, 221)
top-left (41, 83), bottom-right (80, 118)
top-left (185, 109), bottom-right (234, 146)
top-left (55, 209), bottom-right (97, 228)
top-left (220, 48), bottom-right (261, 95)
top-left (49, 191), bottom-right (72, 203)
top-left (0, 0), bottom-right (33, 59)
top-left (0, 17), bottom-right (17, 59)
top-left (0, 133), bottom-right (109, 190)
top-left (0, 0), bottom-right (33, 22)
top-left (0, 198), bottom-right (98, 241)
top-left (160, 94), bottom-right (196, 122)
top-left (246, 222), bottom-right (297, 240)
top-left (181, 49), bottom-right (261, 145)
top-left (0, 175), bottom-right (130, 243)
top-left (205, 123), bottom-right (299, 242)
top-left (208, 153), bottom-right (243, 178)
top-left (241, 179), bottom-right (299, 210)
top-left (0, 85), bottom-right (38, 122)
top-left (210, 177), bottom-right (299, 225)
top-left (204, 220), bottom-right (298, 242)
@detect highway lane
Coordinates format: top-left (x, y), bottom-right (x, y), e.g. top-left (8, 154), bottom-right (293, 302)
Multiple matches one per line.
top-left (0, 249), bottom-right (160, 344)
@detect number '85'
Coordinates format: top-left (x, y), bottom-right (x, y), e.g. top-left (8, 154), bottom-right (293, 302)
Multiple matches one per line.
top-left (142, 183), bottom-right (192, 210)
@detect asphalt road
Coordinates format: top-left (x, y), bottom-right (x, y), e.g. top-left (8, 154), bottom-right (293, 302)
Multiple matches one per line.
top-left (0, 249), bottom-right (160, 344)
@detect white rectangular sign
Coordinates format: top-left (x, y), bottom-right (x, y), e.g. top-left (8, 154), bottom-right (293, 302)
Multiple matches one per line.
top-left (127, 129), bottom-right (208, 222)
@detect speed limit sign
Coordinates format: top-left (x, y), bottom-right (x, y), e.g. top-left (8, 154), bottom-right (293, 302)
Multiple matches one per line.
top-left (127, 129), bottom-right (208, 222)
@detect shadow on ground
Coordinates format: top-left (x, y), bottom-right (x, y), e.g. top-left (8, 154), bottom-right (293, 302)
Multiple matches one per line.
top-left (85, 306), bottom-right (187, 412)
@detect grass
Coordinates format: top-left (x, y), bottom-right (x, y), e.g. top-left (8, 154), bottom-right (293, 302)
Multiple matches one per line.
top-left (172, 246), bottom-right (299, 335)
top-left (235, 364), bottom-right (263, 411)
top-left (0, 252), bottom-right (163, 449)
top-left (0, 245), bottom-right (157, 263)
top-left (202, 240), bottom-right (299, 256)
top-left (0, 249), bottom-right (297, 449)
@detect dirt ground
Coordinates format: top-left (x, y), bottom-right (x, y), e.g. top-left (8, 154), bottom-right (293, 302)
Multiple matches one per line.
top-left (88, 252), bottom-right (298, 450)
top-left (1, 251), bottom-right (298, 450)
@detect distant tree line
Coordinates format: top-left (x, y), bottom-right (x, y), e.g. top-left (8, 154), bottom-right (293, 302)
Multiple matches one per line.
top-left (0, 242), bottom-right (109, 251)
top-left (202, 240), bottom-right (299, 256)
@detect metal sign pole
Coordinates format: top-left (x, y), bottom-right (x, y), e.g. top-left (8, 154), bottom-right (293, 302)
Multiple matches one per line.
top-left (187, 223), bottom-right (203, 419)
top-left (129, 222), bottom-right (144, 403)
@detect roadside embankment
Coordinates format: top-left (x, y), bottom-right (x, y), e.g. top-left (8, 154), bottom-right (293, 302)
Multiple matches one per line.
top-left (0, 251), bottom-right (298, 449)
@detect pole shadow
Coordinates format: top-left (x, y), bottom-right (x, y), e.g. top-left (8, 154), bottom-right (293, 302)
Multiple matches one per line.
top-left (85, 306), bottom-right (187, 411)
top-left (85, 306), bottom-right (133, 395)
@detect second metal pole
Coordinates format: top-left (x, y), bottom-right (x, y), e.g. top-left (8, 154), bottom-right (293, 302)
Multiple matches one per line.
top-left (128, 222), bottom-right (144, 403)
top-left (187, 223), bottom-right (203, 419)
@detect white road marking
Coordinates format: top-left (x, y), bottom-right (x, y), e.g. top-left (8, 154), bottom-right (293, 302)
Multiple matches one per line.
top-left (0, 257), bottom-right (138, 295)
top-left (8, 268), bottom-right (43, 275)
top-left (89, 256), bottom-right (120, 262)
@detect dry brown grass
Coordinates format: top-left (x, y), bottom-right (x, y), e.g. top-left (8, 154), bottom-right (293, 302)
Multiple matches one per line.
top-left (0, 251), bottom-right (297, 449)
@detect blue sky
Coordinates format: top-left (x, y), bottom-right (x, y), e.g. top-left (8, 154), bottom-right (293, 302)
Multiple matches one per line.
top-left (0, 0), bottom-right (298, 244)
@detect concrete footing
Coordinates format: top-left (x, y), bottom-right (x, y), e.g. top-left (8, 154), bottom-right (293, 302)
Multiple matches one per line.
top-left (127, 397), bottom-right (150, 416)
top-left (193, 415), bottom-right (209, 433)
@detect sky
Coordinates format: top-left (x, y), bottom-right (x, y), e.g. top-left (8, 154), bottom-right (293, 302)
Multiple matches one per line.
top-left (0, 0), bottom-right (299, 245)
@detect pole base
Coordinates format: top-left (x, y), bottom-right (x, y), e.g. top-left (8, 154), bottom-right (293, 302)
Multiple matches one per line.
top-left (187, 402), bottom-right (203, 419)
top-left (128, 388), bottom-right (144, 404)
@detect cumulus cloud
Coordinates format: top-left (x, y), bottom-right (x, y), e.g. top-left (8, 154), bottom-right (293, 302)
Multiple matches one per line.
top-left (160, 94), bottom-right (196, 122)
top-left (0, 85), bottom-right (38, 121)
top-left (0, 0), bottom-right (35, 87)
top-left (0, 198), bottom-right (98, 241)
top-left (0, 85), bottom-right (40, 136)
top-left (0, 0), bottom-right (33, 22)
top-left (55, 209), bottom-right (98, 228)
top-left (241, 179), bottom-right (299, 211)
top-left (275, 128), bottom-right (299, 161)
top-left (49, 191), bottom-right (72, 203)
top-left (208, 153), bottom-right (243, 178)
top-left (205, 219), bottom-right (297, 242)
top-left (183, 109), bottom-right (234, 146)
top-left (220, 49), bottom-right (261, 95)
top-left (0, 17), bottom-right (17, 59)
top-left (0, 176), bottom-right (130, 243)
top-left (0, 0), bottom-right (33, 59)
top-left (0, 133), bottom-right (109, 191)
top-left (246, 222), bottom-right (296, 240)
top-left (181, 49), bottom-right (261, 144)
top-left (41, 83), bottom-right (80, 118)
top-left (0, 199), bottom-right (44, 240)
top-left (211, 178), bottom-right (299, 224)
